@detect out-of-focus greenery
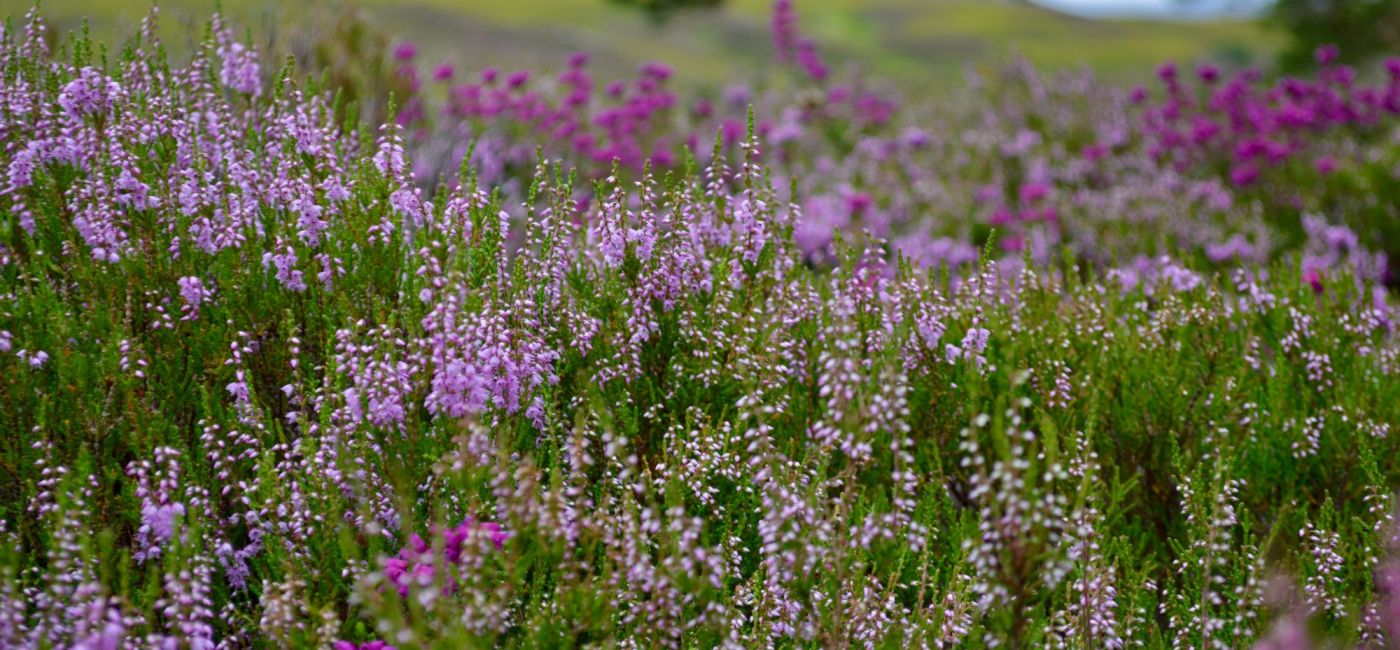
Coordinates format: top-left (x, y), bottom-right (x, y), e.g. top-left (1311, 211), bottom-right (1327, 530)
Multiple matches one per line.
top-left (605, 0), bottom-right (724, 23)
top-left (21, 1), bottom-right (407, 123)
top-left (1270, 0), bottom-right (1400, 70)
top-left (31, 0), bottom-right (1279, 90)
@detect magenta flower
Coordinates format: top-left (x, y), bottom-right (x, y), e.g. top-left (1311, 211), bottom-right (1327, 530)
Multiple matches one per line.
top-left (1197, 63), bottom-right (1220, 84)
top-left (1386, 57), bottom-right (1400, 80)
top-left (1315, 44), bottom-right (1340, 66)
top-left (1018, 182), bottom-right (1051, 204)
top-left (1229, 164), bottom-right (1259, 187)
top-left (844, 191), bottom-right (872, 216)
top-left (640, 62), bottom-right (673, 81)
top-left (1156, 62), bottom-right (1177, 82)
top-left (1303, 268), bottom-right (1324, 294)
top-left (334, 641), bottom-right (396, 650)
top-left (381, 518), bottom-right (508, 598)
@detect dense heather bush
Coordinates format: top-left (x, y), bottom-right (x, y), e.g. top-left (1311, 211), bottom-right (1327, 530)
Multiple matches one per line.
top-left (2, 5), bottom-right (1400, 649)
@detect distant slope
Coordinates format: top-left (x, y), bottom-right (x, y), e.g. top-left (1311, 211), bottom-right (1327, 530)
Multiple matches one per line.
top-left (27, 0), bottom-right (1279, 91)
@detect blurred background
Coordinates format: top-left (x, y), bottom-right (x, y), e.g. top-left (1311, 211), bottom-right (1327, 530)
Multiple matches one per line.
top-left (23, 0), bottom-right (1400, 93)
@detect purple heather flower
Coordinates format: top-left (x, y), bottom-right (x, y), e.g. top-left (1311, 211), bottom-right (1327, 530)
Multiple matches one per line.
top-left (219, 40), bottom-right (261, 96)
top-left (58, 67), bottom-right (121, 117)
top-left (178, 276), bottom-right (208, 307)
top-left (262, 243), bottom-right (307, 292)
top-left (381, 518), bottom-right (509, 597)
top-left (1205, 235), bottom-right (1255, 263)
top-left (1385, 57), bottom-right (1400, 80)
top-left (1303, 268), bottom-right (1324, 294)
top-left (771, 0), bottom-right (798, 62)
top-left (641, 62), bottom-right (673, 81)
top-left (72, 621), bottom-right (125, 650)
top-left (335, 642), bottom-right (396, 650)
top-left (393, 42), bottom-right (417, 61)
top-left (845, 191), bottom-right (872, 216)
top-left (1316, 44), bottom-right (1340, 66)
top-left (1018, 182), bottom-right (1051, 204)
top-left (1229, 164), bottom-right (1259, 187)
top-left (1315, 155), bottom-right (1337, 175)
top-left (795, 39), bottom-right (828, 81)
top-left (141, 501), bottom-right (185, 545)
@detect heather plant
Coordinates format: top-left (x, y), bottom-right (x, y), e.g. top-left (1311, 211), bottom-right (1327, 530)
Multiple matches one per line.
top-left (2, 5), bottom-right (1400, 650)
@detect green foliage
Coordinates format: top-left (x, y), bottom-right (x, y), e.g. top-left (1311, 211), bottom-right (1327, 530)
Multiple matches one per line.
top-left (1271, 0), bottom-right (1400, 69)
top-left (605, 0), bottom-right (725, 24)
